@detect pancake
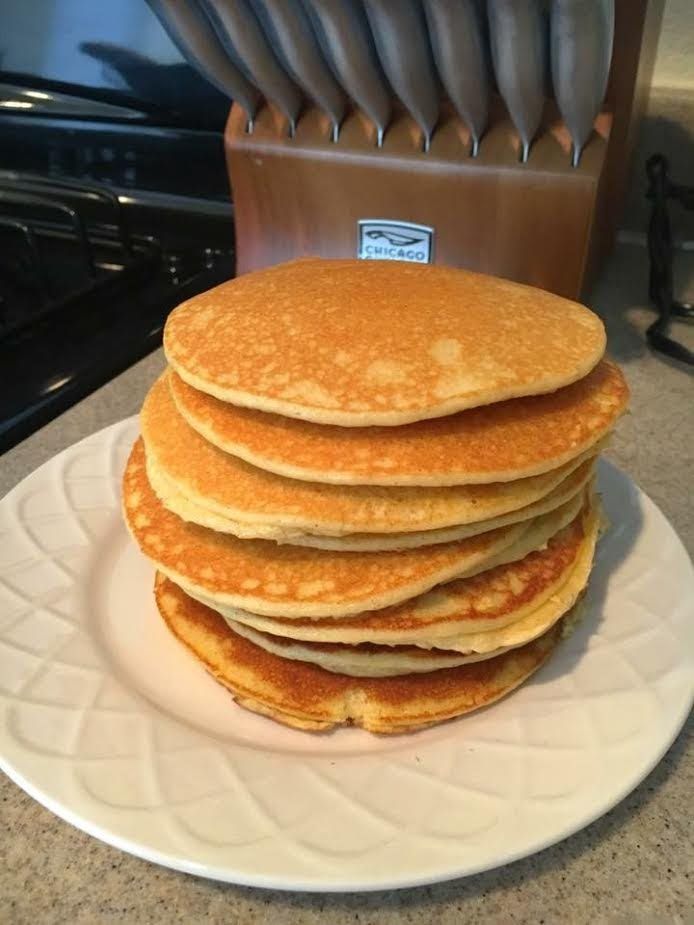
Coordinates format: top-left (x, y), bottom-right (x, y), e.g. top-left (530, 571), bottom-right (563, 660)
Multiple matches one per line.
top-left (155, 573), bottom-right (563, 733)
top-left (197, 495), bottom-right (592, 645)
top-left (141, 374), bottom-right (601, 535)
top-left (124, 438), bottom-right (579, 618)
top-left (169, 360), bottom-right (627, 486)
top-left (176, 490), bottom-right (585, 625)
top-left (228, 622), bottom-right (511, 677)
top-left (163, 258), bottom-right (606, 426)
top-left (183, 488), bottom-right (585, 625)
top-left (147, 452), bottom-right (595, 550)
top-left (224, 496), bottom-right (598, 670)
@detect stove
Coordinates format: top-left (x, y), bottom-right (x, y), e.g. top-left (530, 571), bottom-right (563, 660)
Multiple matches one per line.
top-left (0, 173), bottom-right (234, 453)
top-left (0, 0), bottom-right (236, 454)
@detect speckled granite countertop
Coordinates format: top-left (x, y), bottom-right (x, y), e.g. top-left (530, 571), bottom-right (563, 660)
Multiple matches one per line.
top-left (2, 245), bottom-right (692, 924)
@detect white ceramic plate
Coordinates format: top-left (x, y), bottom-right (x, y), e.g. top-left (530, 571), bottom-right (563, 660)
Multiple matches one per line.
top-left (1, 419), bottom-right (692, 892)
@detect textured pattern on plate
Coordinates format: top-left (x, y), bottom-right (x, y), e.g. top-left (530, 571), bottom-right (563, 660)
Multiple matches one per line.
top-left (0, 419), bottom-right (693, 891)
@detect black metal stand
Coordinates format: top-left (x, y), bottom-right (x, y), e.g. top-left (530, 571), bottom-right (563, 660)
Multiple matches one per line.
top-left (645, 154), bottom-right (694, 366)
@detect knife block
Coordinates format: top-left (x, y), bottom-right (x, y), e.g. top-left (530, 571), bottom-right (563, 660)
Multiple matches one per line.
top-left (224, 0), bottom-right (661, 299)
top-left (227, 101), bottom-right (610, 298)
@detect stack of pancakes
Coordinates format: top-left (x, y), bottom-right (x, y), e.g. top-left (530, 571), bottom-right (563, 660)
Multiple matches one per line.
top-left (123, 258), bottom-right (628, 734)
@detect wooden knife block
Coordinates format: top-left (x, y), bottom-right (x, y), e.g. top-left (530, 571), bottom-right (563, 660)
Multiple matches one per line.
top-left (227, 102), bottom-right (610, 298)
top-left (224, 1), bottom-right (661, 299)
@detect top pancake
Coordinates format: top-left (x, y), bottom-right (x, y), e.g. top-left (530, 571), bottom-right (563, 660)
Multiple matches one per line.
top-left (163, 258), bottom-right (606, 426)
top-left (169, 360), bottom-right (627, 486)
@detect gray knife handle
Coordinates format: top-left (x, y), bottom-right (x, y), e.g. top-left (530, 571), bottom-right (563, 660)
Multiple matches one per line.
top-left (424, 0), bottom-right (489, 155)
top-left (302, 0), bottom-right (391, 145)
top-left (250, 0), bottom-right (346, 138)
top-left (147, 0), bottom-right (260, 123)
top-left (363, 0), bottom-right (439, 150)
top-left (201, 0), bottom-right (303, 132)
top-left (551, 0), bottom-right (615, 166)
top-left (488, 0), bottom-right (547, 162)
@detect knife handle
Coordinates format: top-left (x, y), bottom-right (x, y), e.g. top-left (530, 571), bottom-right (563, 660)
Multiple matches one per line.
top-left (201, 0), bottom-right (303, 132)
top-left (302, 0), bottom-right (391, 145)
top-left (147, 0), bottom-right (260, 124)
top-left (488, 0), bottom-right (547, 163)
top-left (250, 0), bottom-right (347, 138)
top-left (551, 0), bottom-right (615, 166)
top-left (363, 0), bottom-right (439, 151)
top-left (424, 0), bottom-right (489, 155)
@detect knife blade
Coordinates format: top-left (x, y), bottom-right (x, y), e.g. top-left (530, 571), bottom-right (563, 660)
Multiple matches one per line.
top-left (487, 0), bottom-right (547, 162)
top-left (423, 0), bottom-right (489, 155)
top-left (147, 0), bottom-right (260, 125)
top-left (302, 0), bottom-right (391, 145)
top-left (551, 0), bottom-right (615, 166)
top-left (249, 0), bottom-right (346, 139)
top-left (201, 0), bottom-right (303, 133)
top-left (363, 0), bottom-right (439, 151)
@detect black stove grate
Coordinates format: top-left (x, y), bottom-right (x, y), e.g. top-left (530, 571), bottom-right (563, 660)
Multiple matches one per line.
top-left (0, 173), bottom-right (161, 339)
top-left (0, 172), bottom-right (235, 453)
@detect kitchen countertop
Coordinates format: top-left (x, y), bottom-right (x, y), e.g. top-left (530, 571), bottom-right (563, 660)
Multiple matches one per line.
top-left (2, 244), bottom-right (692, 924)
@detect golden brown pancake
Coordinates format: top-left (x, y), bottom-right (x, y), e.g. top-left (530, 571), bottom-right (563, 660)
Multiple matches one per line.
top-left (227, 621), bottom-right (512, 676)
top-left (224, 497), bottom-right (598, 671)
top-left (163, 258), bottom-right (606, 426)
top-left (177, 489), bottom-right (584, 628)
top-left (197, 499), bottom-right (592, 646)
top-left (141, 375), bottom-right (600, 535)
top-left (155, 573), bottom-right (563, 733)
top-left (147, 450), bottom-right (595, 550)
top-left (124, 438), bottom-right (578, 618)
top-left (169, 360), bottom-right (627, 486)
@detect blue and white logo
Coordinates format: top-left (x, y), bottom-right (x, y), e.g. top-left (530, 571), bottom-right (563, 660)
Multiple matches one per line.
top-left (357, 220), bottom-right (434, 264)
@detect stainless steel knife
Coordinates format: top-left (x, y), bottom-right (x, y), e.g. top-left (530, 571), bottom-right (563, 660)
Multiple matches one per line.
top-left (250, 0), bottom-right (347, 139)
top-left (551, 0), bottom-right (615, 166)
top-left (363, 0), bottom-right (439, 151)
top-left (147, 0), bottom-right (260, 125)
top-left (201, 0), bottom-right (303, 132)
top-left (302, 0), bottom-right (391, 145)
top-left (487, 0), bottom-right (547, 162)
top-left (423, 0), bottom-right (489, 155)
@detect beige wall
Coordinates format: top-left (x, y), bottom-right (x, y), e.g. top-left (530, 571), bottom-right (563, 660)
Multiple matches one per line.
top-left (621, 1), bottom-right (694, 233)
top-left (650, 0), bottom-right (694, 92)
